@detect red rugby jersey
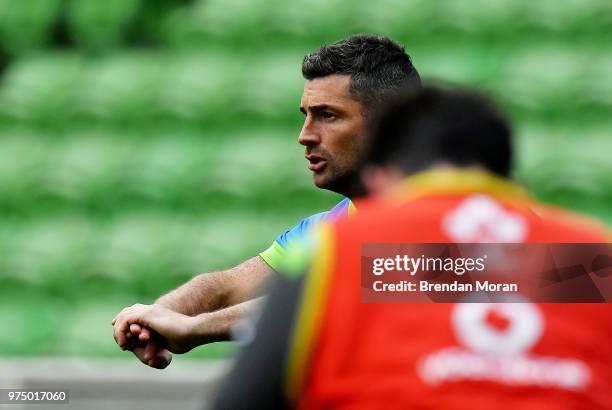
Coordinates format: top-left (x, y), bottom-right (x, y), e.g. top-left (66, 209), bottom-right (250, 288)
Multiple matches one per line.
top-left (287, 169), bottom-right (611, 410)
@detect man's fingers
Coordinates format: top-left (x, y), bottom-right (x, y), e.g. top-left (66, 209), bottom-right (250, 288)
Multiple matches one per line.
top-left (130, 323), bottom-right (143, 337)
top-left (139, 327), bottom-right (151, 342)
top-left (113, 304), bottom-right (174, 369)
top-left (144, 338), bottom-right (159, 362)
top-left (113, 304), bottom-right (162, 357)
top-left (132, 346), bottom-right (150, 366)
top-left (151, 348), bottom-right (172, 369)
top-left (132, 340), bottom-right (172, 369)
top-left (146, 338), bottom-right (172, 369)
top-left (112, 309), bottom-right (131, 349)
top-left (112, 314), bottom-right (132, 350)
top-left (112, 304), bottom-right (151, 350)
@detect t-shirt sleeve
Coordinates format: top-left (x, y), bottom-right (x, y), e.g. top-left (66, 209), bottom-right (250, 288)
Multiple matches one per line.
top-left (260, 212), bottom-right (326, 272)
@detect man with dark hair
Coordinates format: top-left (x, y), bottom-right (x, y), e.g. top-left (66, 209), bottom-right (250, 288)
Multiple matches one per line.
top-left (293, 34), bottom-right (420, 199)
top-left (302, 34), bottom-right (421, 118)
top-left (210, 86), bottom-right (611, 409)
top-left (112, 34), bottom-right (421, 367)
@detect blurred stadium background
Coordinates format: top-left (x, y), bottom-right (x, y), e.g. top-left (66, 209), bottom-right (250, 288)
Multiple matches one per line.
top-left (0, 0), bottom-right (610, 407)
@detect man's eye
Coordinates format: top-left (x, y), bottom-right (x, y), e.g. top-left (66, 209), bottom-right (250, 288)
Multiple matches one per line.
top-left (322, 111), bottom-right (336, 119)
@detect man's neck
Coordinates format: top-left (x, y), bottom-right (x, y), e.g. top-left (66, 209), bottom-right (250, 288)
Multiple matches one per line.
top-left (334, 179), bottom-right (367, 200)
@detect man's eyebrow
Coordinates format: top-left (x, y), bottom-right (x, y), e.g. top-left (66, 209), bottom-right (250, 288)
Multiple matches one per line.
top-left (303, 104), bottom-right (342, 113)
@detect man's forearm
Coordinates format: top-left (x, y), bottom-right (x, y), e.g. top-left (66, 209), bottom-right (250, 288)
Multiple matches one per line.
top-left (113, 298), bottom-right (266, 354)
top-left (155, 256), bottom-right (273, 316)
top-left (155, 270), bottom-right (229, 315)
top-left (189, 297), bottom-right (265, 345)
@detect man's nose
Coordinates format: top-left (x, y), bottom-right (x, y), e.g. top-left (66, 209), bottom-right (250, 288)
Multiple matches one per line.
top-left (298, 120), bottom-right (321, 146)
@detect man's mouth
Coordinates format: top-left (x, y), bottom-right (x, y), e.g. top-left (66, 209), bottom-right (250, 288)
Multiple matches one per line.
top-left (306, 155), bottom-right (327, 173)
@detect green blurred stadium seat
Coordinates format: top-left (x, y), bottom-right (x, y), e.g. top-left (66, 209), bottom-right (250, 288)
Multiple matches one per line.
top-left (0, 54), bottom-right (80, 122)
top-left (236, 51), bottom-right (304, 120)
top-left (39, 136), bottom-right (129, 204)
top-left (0, 293), bottom-right (65, 354)
top-left (2, 218), bottom-right (94, 286)
top-left (190, 0), bottom-right (271, 40)
top-left (351, 0), bottom-right (434, 39)
top-left (73, 54), bottom-right (160, 122)
top-left (66, 0), bottom-right (141, 50)
top-left (266, 0), bottom-right (354, 42)
top-left (516, 126), bottom-right (612, 214)
top-left (578, 51), bottom-right (612, 109)
top-left (433, 0), bottom-right (519, 34)
top-left (516, 0), bottom-right (604, 32)
top-left (123, 136), bottom-right (210, 202)
top-left (415, 46), bottom-right (494, 85)
top-left (0, 0), bottom-right (61, 54)
top-left (155, 53), bottom-right (241, 122)
top-left (208, 135), bottom-right (304, 197)
top-left (0, 135), bottom-right (46, 209)
top-left (494, 47), bottom-right (584, 114)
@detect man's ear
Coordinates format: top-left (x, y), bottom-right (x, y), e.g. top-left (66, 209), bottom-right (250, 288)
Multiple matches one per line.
top-left (361, 165), bottom-right (403, 196)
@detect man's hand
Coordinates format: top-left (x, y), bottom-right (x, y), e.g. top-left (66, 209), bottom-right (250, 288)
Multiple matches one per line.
top-left (112, 304), bottom-right (198, 354)
top-left (110, 320), bottom-right (173, 369)
top-left (118, 323), bottom-right (173, 369)
top-left (131, 341), bottom-right (173, 369)
top-left (111, 256), bottom-right (274, 369)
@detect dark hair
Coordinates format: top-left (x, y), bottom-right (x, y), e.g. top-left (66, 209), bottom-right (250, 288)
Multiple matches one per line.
top-left (302, 34), bottom-right (421, 115)
top-left (365, 86), bottom-right (513, 177)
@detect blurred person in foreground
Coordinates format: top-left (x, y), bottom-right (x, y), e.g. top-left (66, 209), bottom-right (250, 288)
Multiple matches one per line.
top-left (112, 34), bottom-right (421, 368)
top-left (211, 86), bottom-right (611, 409)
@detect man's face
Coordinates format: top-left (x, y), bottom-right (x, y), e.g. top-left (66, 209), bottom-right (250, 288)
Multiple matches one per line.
top-left (299, 74), bottom-right (366, 197)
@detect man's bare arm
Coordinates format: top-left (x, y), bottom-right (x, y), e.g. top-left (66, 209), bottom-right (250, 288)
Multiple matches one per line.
top-left (113, 255), bottom-right (273, 367)
top-left (112, 297), bottom-right (266, 369)
top-left (189, 297), bottom-right (265, 344)
top-left (155, 255), bottom-right (274, 315)
top-left (113, 298), bottom-right (266, 354)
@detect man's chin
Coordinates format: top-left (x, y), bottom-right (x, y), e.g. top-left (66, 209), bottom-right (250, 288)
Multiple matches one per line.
top-left (313, 175), bottom-right (329, 189)
top-left (312, 170), bottom-right (365, 198)
top-left (313, 172), bottom-right (344, 193)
